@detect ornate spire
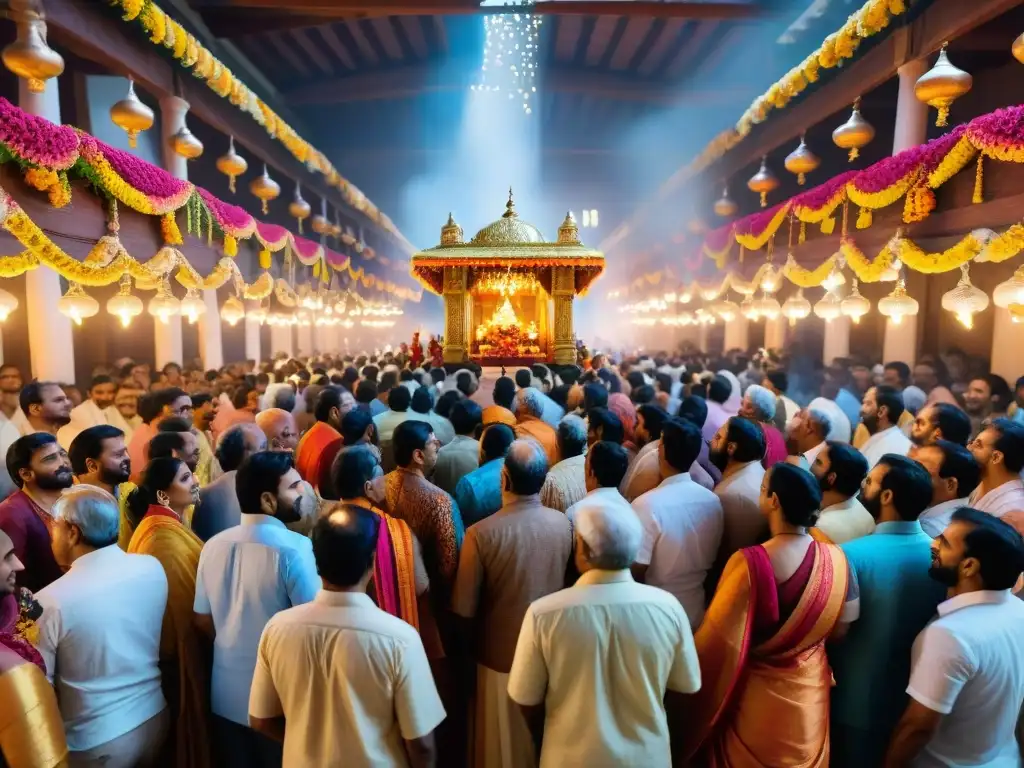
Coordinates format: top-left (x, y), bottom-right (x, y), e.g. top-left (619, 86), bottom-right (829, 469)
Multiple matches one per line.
top-left (557, 210), bottom-right (580, 245)
top-left (503, 187), bottom-right (518, 219)
top-left (440, 211), bottom-right (463, 246)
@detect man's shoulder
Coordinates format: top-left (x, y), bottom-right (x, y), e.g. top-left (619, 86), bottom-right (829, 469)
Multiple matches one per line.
top-left (0, 490), bottom-right (28, 513)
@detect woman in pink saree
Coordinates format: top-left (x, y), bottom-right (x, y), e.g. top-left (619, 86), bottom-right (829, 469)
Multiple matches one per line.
top-left (679, 462), bottom-right (855, 767)
top-left (739, 384), bottom-right (789, 469)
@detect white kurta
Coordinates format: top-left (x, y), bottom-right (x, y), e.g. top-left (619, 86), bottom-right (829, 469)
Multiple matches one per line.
top-left (57, 400), bottom-right (117, 449)
top-left (859, 425), bottom-right (912, 469)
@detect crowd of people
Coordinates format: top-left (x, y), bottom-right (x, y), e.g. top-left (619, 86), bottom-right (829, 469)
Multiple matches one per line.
top-left (1, 343), bottom-right (1024, 768)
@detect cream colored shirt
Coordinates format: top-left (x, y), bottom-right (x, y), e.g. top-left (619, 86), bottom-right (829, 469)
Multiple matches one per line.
top-left (249, 590), bottom-right (445, 767)
top-left (812, 496), bottom-right (876, 545)
top-left (508, 569), bottom-right (700, 768)
top-left (539, 454), bottom-right (587, 513)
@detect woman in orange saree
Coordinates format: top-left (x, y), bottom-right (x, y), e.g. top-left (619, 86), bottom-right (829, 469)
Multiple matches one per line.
top-left (680, 462), bottom-right (853, 768)
top-left (127, 457), bottom-right (210, 768)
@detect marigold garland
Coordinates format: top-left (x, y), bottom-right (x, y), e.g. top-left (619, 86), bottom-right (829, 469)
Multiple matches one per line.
top-left (161, 212), bottom-right (182, 246)
top-left (839, 238), bottom-right (894, 282)
top-left (735, 203), bottom-right (792, 251)
top-left (783, 255), bottom-right (837, 288)
top-left (896, 232), bottom-right (984, 273)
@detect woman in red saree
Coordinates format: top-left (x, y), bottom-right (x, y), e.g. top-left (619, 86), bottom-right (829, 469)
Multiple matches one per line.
top-left (680, 462), bottom-right (855, 767)
top-left (739, 384), bottom-right (789, 469)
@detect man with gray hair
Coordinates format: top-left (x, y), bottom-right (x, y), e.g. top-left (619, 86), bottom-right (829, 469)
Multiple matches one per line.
top-left (35, 485), bottom-right (170, 765)
top-left (786, 405), bottom-right (833, 469)
top-left (508, 494), bottom-right (701, 767)
top-left (514, 388), bottom-right (560, 468)
top-left (192, 422), bottom-right (267, 542)
top-left (452, 438), bottom-right (572, 768)
top-left (540, 414), bottom-right (588, 513)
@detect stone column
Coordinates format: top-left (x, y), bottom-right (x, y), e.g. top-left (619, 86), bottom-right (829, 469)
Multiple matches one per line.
top-left (296, 323), bottom-right (313, 357)
top-left (244, 316), bottom-right (261, 362)
top-left (764, 315), bottom-right (787, 350)
top-left (155, 95), bottom-right (188, 368)
top-left (723, 315), bottom-right (749, 353)
top-left (883, 58), bottom-right (930, 365)
top-left (11, 12), bottom-right (75, 382)
top-left (442, 267), bottom-right (470, 364)
top-left (197, 288), bottom-right (223, 370)
top-left (698, 323), bottom-right (711, 354)
top-left (991, 308), bottom-right (1021, 384)
top-left (270, 324), bottom-right (293, 358)
top-left (822, 317), bottom-right (851, 364)
top-left (551, 266), bottom-right (576, 365)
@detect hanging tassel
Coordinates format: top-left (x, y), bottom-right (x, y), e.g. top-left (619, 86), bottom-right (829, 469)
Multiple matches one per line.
top-left (759, 191), bottom-right (767, 208)
top-left (161, 212), bottom-right (183, 245)
top-left (848, 148), bottom-right (859, 162)
top-left (259, 248), bottom-right (272, 270)
top-left (312, 259), bottom-right (321, 279)
top-left (856, 207), bottom-right (873, 230)
top-left (798, 172), bottom-right (806, 186)
top-left (206, 210), bottom-right (213, 246)
top-left (297, 218), bottom-right (303, 234)
top-left (223, 234), bottom-right (238, 257)
top-left (936, 105), bottom-right (949, 128)
top-left (739, 245), bottom-right (746, 263)
top-left (821, 217), bottom-right (836, 235)
top-left (186, 195), bottom-right (193, 235)
top-left (799, 221), bottom-right (807, 244)
top-left (973, 154), bottom-right (984, 205)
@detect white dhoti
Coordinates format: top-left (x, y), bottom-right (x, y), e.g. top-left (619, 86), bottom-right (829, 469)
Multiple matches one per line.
top-left (470, 664), bottom-right (536, 768)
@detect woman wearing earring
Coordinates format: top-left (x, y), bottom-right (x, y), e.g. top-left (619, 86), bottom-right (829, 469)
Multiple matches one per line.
top-left (127, 457), bottom-right (209, 768)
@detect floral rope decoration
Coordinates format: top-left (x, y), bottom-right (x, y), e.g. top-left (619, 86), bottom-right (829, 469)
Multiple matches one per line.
top-left (783, 254), bottom-right (837, 288)
top-left (896, 231), bottom-right (985, 273)
top-left (735, 202), bottom-right (792, 251)
top-left (840, 238), bottom-right (895, 282)
top-left (966, 104), bottom-right (1024, 163)
top-left (77, 134), bottom-right (194, 215)
top-left (0, 97), bottom-right (79, 170)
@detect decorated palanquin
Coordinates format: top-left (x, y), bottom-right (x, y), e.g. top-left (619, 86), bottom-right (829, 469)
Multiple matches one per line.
top-left (411, 190), bottom-right (604, 365)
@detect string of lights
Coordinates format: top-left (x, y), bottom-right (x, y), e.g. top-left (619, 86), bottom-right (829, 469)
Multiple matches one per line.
top-left (471, 2), bottom-right (542, 115)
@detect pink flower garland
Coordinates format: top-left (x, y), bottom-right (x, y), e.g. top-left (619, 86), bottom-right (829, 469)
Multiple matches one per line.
top-left (254, 221), bottom-right (289, 250)
top-left (325, 248), bottom-right (351, 269)
top-left (197, 187), bottom-right (256, 238)
top-left (89, 135), bottom-right (192, 203)
top-left (792, 170), bottom-right (858, 214)
top-left (965, 105), bottom-right (1024, 161)
top-left (733, 201), bottom-right (790, 240)
top-left (291, 234), bottom-right (324, 266)
top-left (0, 97), bottom-right (78, 169)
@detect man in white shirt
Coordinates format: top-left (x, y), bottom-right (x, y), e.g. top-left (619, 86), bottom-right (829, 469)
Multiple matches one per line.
top-left (808, 442), bottom-right (874, 545)
top-left (808, 396), bottom-right (852, 444)
top-left (35, 486), bottom-right (169, 765)
top-left (564, 441), bottom-right (631, 528)
top-left (914, 441), bottom-right (981, 539)
top-left (620, 404), bottom-right (667, 502)
top-left (249, 504), bottom-right (445, 767)
top-left (786, 406), bottom-right (832, 469)
top-left (885, 507), bottom-right (1024, 767)
top-left (507, 493), bottom-right (701, 768)
top-left (57, 375), bottom-right (119, 449)
top-left (194, 451), bottom-right (319, 768)
top-left (632, 418), bottom-right (723, 627)
top-left (710, 417), bottom-right (767, 566)
top-left (859, 385), bottom-right (912, 469)
top-left (966, 419), bottom-right (1024, 530)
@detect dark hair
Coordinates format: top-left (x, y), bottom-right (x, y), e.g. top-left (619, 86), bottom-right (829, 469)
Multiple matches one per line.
top-left (69, 425), bottom-right (125, 476)
top-left (873, 385), bottom-right (905, 425)
top-left (151, 387), bottom-right (189, 412)
top-left (767, 463), bottom-right (821, 527)
top-left (983, 374), bottom-right (1013, 413)
top-left (588, 407), bottom-right (624, 444)
top-left (341, 409), bottom-right (374, 446)
top-left (560, 366), bottom-right (582, 387)
top-left (162, 362), bottom-right (181, 375)
top-left (6, 432), bottom-right (59, 488)
top-left (951, 507), bottom-right (1024, 590)
top-left (314, 386), bottom-right (345, 423)
top-left (137, 393), bottom-right (161, 425)
top-left (386, 384), bottom-right (411, 413)
top-left (256, 373), bottom-right (271, 387)
top-left (231, 385), bottom-right (255, 410)
top-left (480, 423), bottom-right (515, 462)
top-left (157, 416), bottom-right (191, 434)
top-left (424, 368), bottom-right (442, 385)
top-left (450, 400), bottom-right (482, 436)
top-left (630, 384), bottom-right (656, 405)
top-left (125, 457), bottom-right (184, 527)
top-left (89, 375), bottom-right (114, 390)
top-left (928, 403), bottom-right (972, 447)
top-left (637, 404), bottom-right (669, 442)
top-left (215, 427), bottom-right (250, 472)
top-left (377, 371), bottom-right (398, 394)
top-left (932, 439), bottom-right (981, 498)
top-left (654, 372), bottom-right (673, 395)
top-left (400, 369), bottom-right (414, 382)
top-left (313, 504), bottom-right (381, 587)
top-left (514, 369), bottom-right (532, 389)
top-left (148, 431), bottom-right (186, 461)
top-left (393, 419), bottom-right (433, 467)
top-left (596, 368), bottom-right (621, 394)
top-left (191, 392), bottom-right (214, 409)
top-left (708, 375), bottom-right (732, 405)
top-left (626, 371), bottom-right (646, 391)
top-left (661, 418), bottom-right (702, 473)
top-left (588, 441), bottom-right (630, 488)
top-left (18, 380), bottom-right (60, 415)
top-left (493, 376), bottom-right (516, 410)
top-left (677, 395), bottom-right (708, 429)
top-left (411, 386), bottom-right (432, 414)
top-left (556, 418), bottom-right (587, 458)
top-left (726, 417), bottom-right (766, 463)
top-left (765, 370), bottom-right (789, 393)
top-left (822, 441), bottom-right (868, 497)
top-left (236, 451), bottom-right (295, 514)
top-left (435, 390), bottom-right (461, 420)
top-left (582, 382), bottom-right (608, 414)
top-left (456, 372), bottom-right (474, 397)
top-left (990, 418), bottom-right (1024, 474)
top-left (505, 442), bottom-right (548, 496)
top-left (884, 362), bottom-right (911, 387)
top-left (332, 446), bottom-right (380, 500)
top-left (549, 385), bottom-right (569, 411)
top-left (355, 380), bottom-right (378, 405)
top-left (876, 454), bottom-right (934, 521)
top-left (362, 365), bottom-right (380, 383)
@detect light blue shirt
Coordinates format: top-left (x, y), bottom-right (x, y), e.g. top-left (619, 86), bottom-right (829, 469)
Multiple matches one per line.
top-left (194, 514), bottom-right (320, 724)
top-left (369, 398), bottom-right (388, 417)
top-left (454, 458), bottom-right (505, 527)
top-left (537, 391), bottom-right (565, 428)
top-left (830, 520), bottom-right (946, 764)
top-left (836, 388), bottom-right (862, 436)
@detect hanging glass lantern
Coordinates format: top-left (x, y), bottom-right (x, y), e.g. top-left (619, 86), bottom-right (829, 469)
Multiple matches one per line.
top-left (993, 265), bottom-right (1024, 308)
top-left (813, 290), bottom-right (843, 323)
top-left (1014, 32), bottom-right (1024, 64)
top-left (878, 278), bottom-right (919, 326)
top-left (148, 280), bottom-right (180, 324)
top-left (832, 98), bottom-right (875, 162)
top-left (821, 259), bottom-right (847, 292)
top-left (941, 263), bottom-right (989, 329)
top-left (220, 295), bottom-right (245, 326)
top-left (715, 300), bottom-right (740, 322)
top-left (759, 265), bottom-right (781, 294)
top-left (713, 187), bottom-right (738, 218)
top-left (58, 282), bottom-right (99, 325)
top-left (782, 289), bottom-right (812, 326)
top-left (915, 43), bottom-right (972, 128)
top-left (0, 287), bottom-right (18, 321)
top-left (110, 77), bottom-right (154, 149)
top-left (840, 279), bottom-right (871, 324)
top-left (289, 183), bottom-right (312, 233)
top-left (784, 134), bottom-right (820, 185)
top-left (740, 294), bottom-right (759, 321)
top-left (216, 136), bottom-right (247, 194)
top-left (747, 156), bottom-right (779, 208)
top-left (169, 119), bottom-right (203, 160)
top-left (249, 164), bottom-right (280, 214)
top-left (753, 292), bottom-right (781, 320)
top-left (106, 274), bottom-right (142, 328)
top-left (180, 288), bottom-right (207, 324)
top-left (2, 16), bottom-right (64, 93)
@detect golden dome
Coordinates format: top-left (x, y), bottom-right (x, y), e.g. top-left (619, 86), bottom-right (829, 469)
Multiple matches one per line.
top-left (470, 188), bottom-right (546, 246)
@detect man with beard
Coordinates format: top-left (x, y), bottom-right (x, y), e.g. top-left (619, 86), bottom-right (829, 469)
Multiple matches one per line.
top-left (149, 418), bottom-right (201, 474)
top-left (710, 417), bottom-right (767, 567)
top-left (127, 387), bottom-right (192, 484)
top-left (828, 453), bottom-right (942, 768)
top-left (0, 433), bottom-right (74, 591)
top-left (808, 442), bottom-right (874, 545)
top-left (962, 374), bottom-right (1011, 441)
top-left (20, 380), bottom-right (73, 437)
top-left (68, 425), bottom-right (136, 550)
top-left (909, 403), bottom-right (972, 451)
top-left (914, 441), bottom-right (981, 539)
top-left (785, 406), bottom-right (832, 469)
top-left (191, 424), bottom-right (267, 542)
top-left (886, 508), bottom-right (1024, 767)
top-left (966, 419), bottom-right (1024, 534)
top-left (57, 376), bottom-right (119, 450)
top-left (194, 452), bottom-right (318, 768)
top-left (858, 386), bottom-right (912, 469)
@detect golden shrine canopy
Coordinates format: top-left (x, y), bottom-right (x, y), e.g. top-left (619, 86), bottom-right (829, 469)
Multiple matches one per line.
top-left (411, 190), bottom-right (604, 365)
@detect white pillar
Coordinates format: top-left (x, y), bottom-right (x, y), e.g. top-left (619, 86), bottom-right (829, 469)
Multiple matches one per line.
top-left (991, 308), bottom-right (1022, 384)
top-left (823, 317), bottom-right (851, 364)
top-left (883, 59), bottom-right (930, 366)
top-left (244, 317), bottom-right (261, 362)
top-left (270, 324), bottom-right (293, 357)
top-left (18, 72), bottom-right (76, 382)
top-left (698, 323), bottom-right (711, 354)
top-left (765, 316), bottom-right (787, 350)
top-left (723, 315), bottom-right (749, 353)
top-left (296, 324), bottom-right (313, 357)
top-left (154, 95), bottom-right (189, 368)
top-left (197, 289), bottom-right (223, 369)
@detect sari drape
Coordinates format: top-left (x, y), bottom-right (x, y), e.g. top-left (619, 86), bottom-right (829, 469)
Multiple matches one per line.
top-left (294, 421), bottom-right (341, 487)
top-left (680, 542), bottom-right (848, 768)
top-left (128, 515), bottom-right (210, 768)
top-left (373, 512), bottom-right (420, 630)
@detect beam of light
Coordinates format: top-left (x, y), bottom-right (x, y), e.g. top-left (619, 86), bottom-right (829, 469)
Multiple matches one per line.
top-left (473, 1), bottom-right (541, 115)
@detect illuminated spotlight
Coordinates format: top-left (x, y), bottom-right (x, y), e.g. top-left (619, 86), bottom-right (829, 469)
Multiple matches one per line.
top-left (477, 0), bottom-right (541, 115)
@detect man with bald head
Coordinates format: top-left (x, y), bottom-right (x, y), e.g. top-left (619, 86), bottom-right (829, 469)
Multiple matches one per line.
top-left (192, 423), bottom-right (267, 542)
top-left (255, 408), bottom-right (299, 454)
top-left (452, 438), bottom-right (572, 768)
